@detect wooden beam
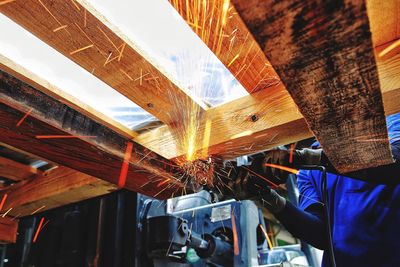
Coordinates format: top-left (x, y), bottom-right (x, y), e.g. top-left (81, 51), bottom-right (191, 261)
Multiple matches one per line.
top-left (0, 69), bottom-right (182, 199)
top-left (230, 0), bottom-right (392, 172)
top-left (169, 0), bottom-right (280, 93)
top-left (0, 156), bottom-right (42, 181)
top-left (0, 0), bottom-right (205, 125)
top-left (1, 166), bottom-right (117, 217)
top-left (136, 42), bottom-right (400, 160)
top-left (0, 217), bottom-right (18, 243)
top-left (0, 54), bottom-right (137, 139)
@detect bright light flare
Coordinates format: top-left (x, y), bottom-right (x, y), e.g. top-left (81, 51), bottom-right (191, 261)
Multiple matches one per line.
top-left (264, 163), bottom-right (299, 175)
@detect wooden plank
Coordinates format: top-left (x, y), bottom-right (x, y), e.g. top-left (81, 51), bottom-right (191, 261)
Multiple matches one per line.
top-left (0, 217), bottom-right (18, 243)
top-left (0, 0), bottom-right (205, 125)
top-left (169, 0), bottom-right (280, 93)
top-left (0, 69), bottom-right (182, 199)
top-left (0, 156), bottom-right (42, 181)
top-left (231, 0), bottom-right (393, 172)
top-left (0, 54), bottom-right (137, 139)
top-left (137, 42), bottom-right (400, 160)
top-left (367, 0), bottom-right (399, 47)
top-left (0, 166), bottom-right (117, 217)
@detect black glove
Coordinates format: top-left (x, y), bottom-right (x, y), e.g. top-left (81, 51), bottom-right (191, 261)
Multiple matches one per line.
top-left (225, 166), bottom-right (286, 213)
top-left (261, 148), bottom-right (323, 183)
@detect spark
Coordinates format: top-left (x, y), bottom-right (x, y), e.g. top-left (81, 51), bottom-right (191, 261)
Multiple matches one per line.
top-left (53, 24), bottom-right (68, 32)
top-left (30, 205), bottom-right (46, 215)
top-left (264, 163), bottom-right (299, 175)
top-left (242, 166), bottom-right (279, 188)
top-left (231, 209), bottom-right (239, 256)
top-left (289, 143), bottom-right (295, 163)
top-left (118, 142), bottom-right (133, 188)
top-left (120, 69), bottom-right (133, 81)
top-left (227, 53), bottom-right (240, 67)
top-left (118, 43), bottom-right (126, 61)
top-left (134, 69), bottom-right (149, 86)
top-left (16, 108), bottom-right (33, 127)
top-left (2, 207), bottom-right (12, 218)
top-left (157, 178), bottom-right (171, 188)
top-left (33, 217), bottom-right (45, 243)
top-left (0, 0), bottom-right (15, 6)
top-left (259, 224), bottom-right (274, 250)
top-left (84, 9), bottom-right (87, 27)
top-left (97, 26), bottom-right (121, 53)
top-left (0, 194), bottom-right (7, 211)
top-left (37, 0), bottom-right (66, 30)
top-left (70, 44), bottom-right (94, 55)
top-left (70, 0), bottom-right (80, 11)
top-left (35, 135), bottom-right (96, 139)
top-left (378, 39), bottom-right (400, 58)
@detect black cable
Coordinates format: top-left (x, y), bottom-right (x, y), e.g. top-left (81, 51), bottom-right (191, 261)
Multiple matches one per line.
top-left (299, 165), bottom-right (336, 267)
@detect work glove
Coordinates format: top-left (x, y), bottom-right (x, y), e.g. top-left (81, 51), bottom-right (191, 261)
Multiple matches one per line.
top-left (226, 166), bottom-right (286, 213)
top-left (261, 148), bottom-right (323, 183)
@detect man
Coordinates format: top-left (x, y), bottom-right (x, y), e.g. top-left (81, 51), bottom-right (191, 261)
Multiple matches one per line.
top-left (231, 113), bottom-right (400, 267)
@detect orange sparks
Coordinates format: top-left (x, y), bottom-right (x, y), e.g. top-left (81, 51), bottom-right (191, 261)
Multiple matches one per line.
top-left (120, 69), bottom-right (133, 81)
top-left (35, 135), bottom-right (96, 139)
top-left (231, 209), bottom-right (239, 256)
top-left (242, 166), bottom-right (279, 188)
top-left (2, 207), bottom-right (12, 217)
top-left (53, 24), bottom-right (68, 32)
top-left (118, 43), bottom-right (126, 61)
top-left (33, 217), bottom-right (45, 243)
top-left (135, 69), bottom-right (149, 86)
top-left (0, 194), bottom-right (8, 211)
top-left (259, 224), bottom-right (274, 250)
top-left (70, 44), bottom-right (94, 55)
top-left (227, 53), bottom-right (240, 67)
top-left (289, 143), bottom-right (295, 163)
top-left (30, 205), bottom-right (46, 215)
top-left (378, 39), bottom-right (400, 58)
top-left (70, 0), bottom-right (80, 10)
top-left (157, 178), bottom-right (171, 188)
top-left (118, 142), bottom-right (133, 188)
top-left (0, 0), bottom-right (15, 6)
top-left (16, 108), bottom-right (33, 127)
top-left (264, 163), bottom-right (299, 175)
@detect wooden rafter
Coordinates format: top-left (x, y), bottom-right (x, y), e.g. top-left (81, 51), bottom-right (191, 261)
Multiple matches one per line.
top-left (0, 217), bottom-right (18, 243)
top-left (227, 0), bottom-right (393, 172)
top-left (0, 0), bottom-right (205, 125)
top-left (0, 156), bottom-right (42, 181)
top-left (1, 166), bottom-right (117, 217)
top-left (0, 69), bottom-right (181, 199)
top-left (136, 45), bottom-right (400, 159)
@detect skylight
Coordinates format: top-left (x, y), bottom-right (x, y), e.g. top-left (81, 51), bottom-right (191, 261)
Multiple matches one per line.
top-left (86, 0), bottom-right (249, 106)
top-left (0, 14), bottom-right (157, 130)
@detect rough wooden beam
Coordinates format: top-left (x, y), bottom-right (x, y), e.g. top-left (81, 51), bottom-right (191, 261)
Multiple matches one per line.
top-left (0, 54), bottom-right (137, 139)
top-left (137, 43), bottom-right (400, 160)
top-left (169, 0), bottom-right (280, 93)
top-left (0, 69), bottom-right (181, 199)
top-left (0, 156), bottom-right (42, 181)
top-left (0, 166), bottom-right (117, 217)
top-left (0, 0), bottom-right (205, 125)
top-left (0, 217), bottom-right (18, 243)
top-left (231, 0), bottom-right (393, 172)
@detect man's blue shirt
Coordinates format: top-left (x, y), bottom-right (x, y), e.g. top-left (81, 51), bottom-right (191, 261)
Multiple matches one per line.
top-left (297, 113), bottom-right (400, 267)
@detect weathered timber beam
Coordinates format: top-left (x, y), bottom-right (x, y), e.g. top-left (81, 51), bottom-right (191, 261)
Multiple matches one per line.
top-left (0, 0), bottom-right (205, 125)
top-left (0, 156), bottom-right (42, 181)
top-left (169, 0), bottom-right (280, 93)
top-left (1, 166), bottom-right (117, 217)
top-left (0, 217), bottom-right (18, 243)
top-left (136, 42), bottom-right (400, 160)
top-left (229, 0), bottom-right (392, 172)
top-left (0, 54), bottom-right (137, 139)
top-left (0, 69), bottom-right (181, 199)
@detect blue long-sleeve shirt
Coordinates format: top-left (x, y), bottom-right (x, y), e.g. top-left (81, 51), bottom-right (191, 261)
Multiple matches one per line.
top-left (276, 113), bottom-right (400, 267)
